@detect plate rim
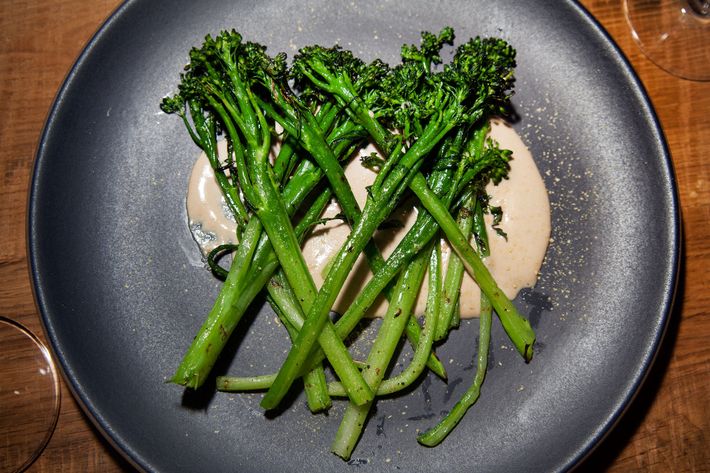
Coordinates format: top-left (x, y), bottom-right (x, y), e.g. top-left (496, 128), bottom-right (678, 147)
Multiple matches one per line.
top-left (554, 0), bottom-right (681, 468)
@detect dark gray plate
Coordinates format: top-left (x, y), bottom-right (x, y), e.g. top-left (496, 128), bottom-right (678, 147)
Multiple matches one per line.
top-left (29, 0), bottom-right (679, 472)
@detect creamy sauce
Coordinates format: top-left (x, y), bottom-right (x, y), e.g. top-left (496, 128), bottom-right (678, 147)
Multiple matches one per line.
top-left (186, 145), bottom-right (238, 250)
top-left (186, 120), bottom-right (550, 317)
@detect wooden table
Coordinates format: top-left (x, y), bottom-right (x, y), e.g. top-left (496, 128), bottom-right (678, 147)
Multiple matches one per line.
top-left (1, 1), bottom-right (707, 471)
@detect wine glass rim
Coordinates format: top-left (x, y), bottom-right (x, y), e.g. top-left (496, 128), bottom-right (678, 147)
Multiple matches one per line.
top-left (0, 315), bottom-right (62, 472)
top-left (623, 0), bottom-right (710, 81)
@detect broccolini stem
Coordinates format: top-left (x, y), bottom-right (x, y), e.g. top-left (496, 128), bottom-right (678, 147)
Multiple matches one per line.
top-left (170, 218), bottom-right (262, 387)
top-left (404, 317), bottom-right (448, 380)
top-left (267, 280), bottom-right (331, 412)
top-left (336, 90), bottom-right (535, 360)
top-left (331, 241), bottom-right (435, 460)
top-left (417, 292), bottom-right (492, 446)
top-left (264, 187), bottom-right (334, 412)
top-left (218, 374), bottom-right (275, 391)
top-left (409, 173), bottom-right (535, 360)
top-left (248, 144), bottom-right (373, 405)
top-left (301, 141), bottom-right (462, 370)
top-left (327, 235), bottom-right (442, 397)
top-left (436, 192), bottom-right (477, 341)
top-left (171, 130), bottom-right (346, 389)
top-left (260, 127), bottom-right (448, 409)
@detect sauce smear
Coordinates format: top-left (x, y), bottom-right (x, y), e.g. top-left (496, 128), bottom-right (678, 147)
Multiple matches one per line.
top-left (186, 120), bottom-right (550, 317)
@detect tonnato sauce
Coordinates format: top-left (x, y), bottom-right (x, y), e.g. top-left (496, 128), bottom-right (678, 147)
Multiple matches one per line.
top-left (186, 120), bottom-right (550, 318)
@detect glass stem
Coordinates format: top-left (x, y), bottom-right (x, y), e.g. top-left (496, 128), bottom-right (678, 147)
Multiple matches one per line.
top-left (687, 0), bottom-right (710, 16)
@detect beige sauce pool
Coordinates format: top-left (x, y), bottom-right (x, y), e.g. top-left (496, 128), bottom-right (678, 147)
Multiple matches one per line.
top-left (186, 120), bottom-right (550, 317)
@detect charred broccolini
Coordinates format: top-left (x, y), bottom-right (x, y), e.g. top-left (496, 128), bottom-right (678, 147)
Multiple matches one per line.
top-left (162, 27), bottom-right (536, 460)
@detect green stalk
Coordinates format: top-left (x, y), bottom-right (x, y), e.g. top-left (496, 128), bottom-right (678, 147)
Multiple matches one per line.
top-left (403, 317), bottom-right (447, 380)
top-left (449, 298), bottom-right (461, 331)
top-left (261, 124), bottom-right (449, 409)
top-left (171, 219), bottom-right (262, 387)
top-left (327, 258), bottom-right (440, 397)
top-left (239, 89), bottom-right (371, 405)
top-left (259, 77), bottom-right (449, 382)
top-left (218, 374), bottom-right (275, 391)
top-left (267, 284), bottom-right (331, 412)
top-left (448, 197), bottom-right (487, 332)
top-left (170, 93), bottom-right (364, 390)
top-left (214, 189), bottom-right (333, 398)
top-left (417, 292), bottom-right (492, 446)
top-left (302, 136), bottom-right (467, 369)
top-left (328, 85), bottom-right (535, 360)
top-left (260, 201), bottom-right (393, 409)
top-left (264, 187), bottom-right (334, 412)
top-left (331, 242), bottom-right (434, 460)
top-left (253, 184), bottom-right (373, 405)
top-left (409, 173), bottom-right (534, 360)
top-left (472, 195), bottom-right (491, 258)
top-left (436, 192), bottom-right (476, 341)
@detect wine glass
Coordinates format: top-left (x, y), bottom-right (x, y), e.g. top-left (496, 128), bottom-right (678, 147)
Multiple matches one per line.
top-left (0, 316), bottom-right (60, 472)
top-left (624, 0), bottom-right (710, 81)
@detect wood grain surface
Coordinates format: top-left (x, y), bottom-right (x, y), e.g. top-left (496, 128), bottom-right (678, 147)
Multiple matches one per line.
top-left (0, 0), bottom-right (707, 471)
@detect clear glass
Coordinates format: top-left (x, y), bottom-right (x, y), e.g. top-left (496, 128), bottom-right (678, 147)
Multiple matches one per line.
top-left (0, 317), bottom-right (60, 472)
top-left (624, 0), bottom-right (710, 81)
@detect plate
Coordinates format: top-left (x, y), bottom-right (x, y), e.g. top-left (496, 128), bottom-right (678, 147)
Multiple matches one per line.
top-left (29, 0), bottom-right (679, 471)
